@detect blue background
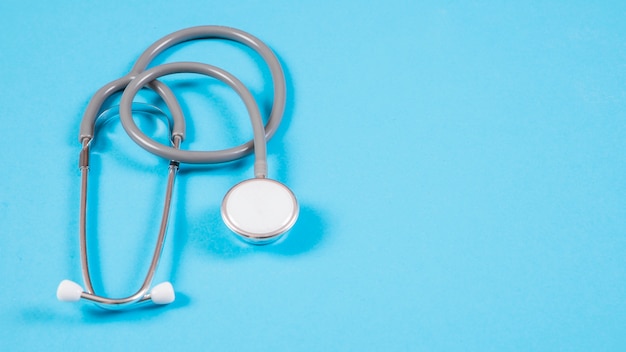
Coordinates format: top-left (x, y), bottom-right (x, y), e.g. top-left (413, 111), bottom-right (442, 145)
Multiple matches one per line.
top-left (1, 1), bottom-right (625, 350)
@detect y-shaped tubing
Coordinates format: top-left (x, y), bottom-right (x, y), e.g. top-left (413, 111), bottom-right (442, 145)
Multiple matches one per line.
top-left (79, 25), bottom-right (286, 165)
top-left (79, 79), bottom-right (187, 142)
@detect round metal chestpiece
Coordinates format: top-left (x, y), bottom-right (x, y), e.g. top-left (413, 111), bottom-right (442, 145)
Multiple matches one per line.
top-left (221, 178), bottom-right (299, 244)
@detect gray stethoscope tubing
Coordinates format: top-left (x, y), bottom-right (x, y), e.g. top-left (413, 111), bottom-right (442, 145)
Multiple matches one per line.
top-left (78, 25), bottom-right (286, 165)
top-left (59, 26), bottom-right (292, 309)
top-left (119, 62), bottom-right (268, 178)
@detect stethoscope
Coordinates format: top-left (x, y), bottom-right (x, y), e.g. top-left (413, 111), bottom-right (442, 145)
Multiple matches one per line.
top-left (56, 26), bottom-right (298, 309)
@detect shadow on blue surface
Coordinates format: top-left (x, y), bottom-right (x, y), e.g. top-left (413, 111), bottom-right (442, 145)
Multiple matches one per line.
top-left (262, 205), bottom-right (327, 256)
top-left (20, 292), bottom-right (191, 324)
top-left (79, 292), bottom-right (192, 319)
top-left (170, 178), bottom-right (328, 261)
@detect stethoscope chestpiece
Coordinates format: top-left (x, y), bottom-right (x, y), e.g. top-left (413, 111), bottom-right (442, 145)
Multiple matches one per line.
top-left (221, 178), bottom-right (299, 245)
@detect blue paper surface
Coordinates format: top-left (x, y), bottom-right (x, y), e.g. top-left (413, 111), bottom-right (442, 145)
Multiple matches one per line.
top-left (1, 1), bottom-right (625, 350)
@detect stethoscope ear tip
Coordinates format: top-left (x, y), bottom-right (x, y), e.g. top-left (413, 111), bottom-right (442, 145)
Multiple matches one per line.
top-left (221, 178), bottom-right (299, 245)
top-left (57, 280), bottom-right (83, 302)
top-left (150, 282), bottom-right (175, 305)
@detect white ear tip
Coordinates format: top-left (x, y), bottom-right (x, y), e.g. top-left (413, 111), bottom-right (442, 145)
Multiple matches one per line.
top-left (150, 282), bottom-right (175, 305)
top-left (57, 280), bottom-right (84, 302)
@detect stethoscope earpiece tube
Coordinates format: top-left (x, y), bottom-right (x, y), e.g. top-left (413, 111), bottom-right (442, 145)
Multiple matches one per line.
top-left (59, 26), bottom-right (298, 310)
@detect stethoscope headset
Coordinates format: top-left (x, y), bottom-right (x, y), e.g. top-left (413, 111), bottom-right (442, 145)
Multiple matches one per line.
top-left (57, 26), bottom-right (298, 309)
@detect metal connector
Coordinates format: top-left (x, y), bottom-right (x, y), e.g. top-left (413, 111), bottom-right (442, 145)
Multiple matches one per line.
top-left (79, 139), bottom-right (91, 170)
